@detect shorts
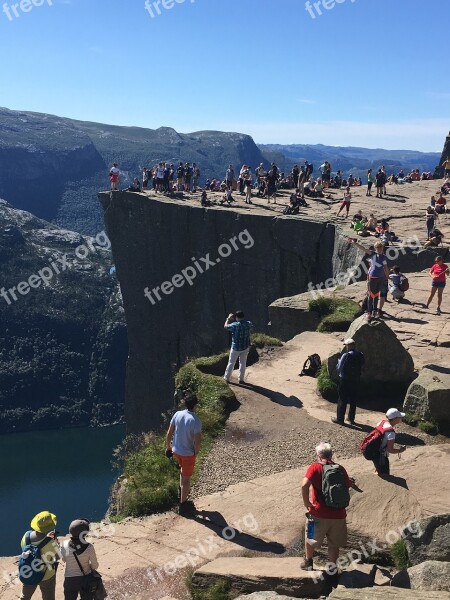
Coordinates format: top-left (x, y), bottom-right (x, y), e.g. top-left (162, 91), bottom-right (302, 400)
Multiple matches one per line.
top-left (432, 281), bottom-right (446, 289)
top-left (110, 175), bottom-right (118, 183)
top-left (306, 516), bottom-right (347, 550)
top-left (173, 453), bottom-right (196, 477)
top-left (341, 200), bottom-right (350, 207)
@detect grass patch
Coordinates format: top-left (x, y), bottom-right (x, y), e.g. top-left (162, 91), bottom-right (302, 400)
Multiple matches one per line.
top-left (250, 333), bottom-right (283, 348)
top-left (309, 296), bottom-right (362, 333)
top-left (390, 539), bottom-right (410, 571)
top-left (317, 364), bottom-right (338, 401)
top-left (403, 412), bottom-right (439, 435)
top-left (187, 573), bottom-right (232, 600)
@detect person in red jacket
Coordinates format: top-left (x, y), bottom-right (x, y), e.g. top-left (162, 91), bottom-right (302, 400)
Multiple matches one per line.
top-left (425, 255), bottom-right (449, 315)
top-left (300, 442), bottom-right (353, 573)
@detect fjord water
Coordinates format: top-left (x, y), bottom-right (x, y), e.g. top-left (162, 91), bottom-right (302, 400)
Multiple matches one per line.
top-left (0, 425), bottom-right (125, 556)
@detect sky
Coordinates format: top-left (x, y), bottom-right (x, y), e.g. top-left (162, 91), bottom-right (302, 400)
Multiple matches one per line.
top-left (0, 0), bottom-right (449, 152)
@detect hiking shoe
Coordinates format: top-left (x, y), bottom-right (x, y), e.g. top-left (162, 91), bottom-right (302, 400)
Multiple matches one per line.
top-left (178, 501), bottom-right (196, 516)
top-left (300, 557), bottom-right (313, 571)
top-left (346, 418), bottom-right (356, 425)
top-left (238, 379), bottom-right (245, 384)
top-left (364, 312), bottom-right (372, 322)
top-left (436, 308), bottom-right (441, 315)
top-left (331, 417), bottom-right (345, 425)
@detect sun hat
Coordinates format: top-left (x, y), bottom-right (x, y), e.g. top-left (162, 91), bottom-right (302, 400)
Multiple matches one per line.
top-left (69, 519), bottom-right (91, 538)
top-left (30, 511), bottom-right (57, 534)
top-left (343, 338), bottom-right (355, 345)
top-left (386, 408), bottom-right (405, 420)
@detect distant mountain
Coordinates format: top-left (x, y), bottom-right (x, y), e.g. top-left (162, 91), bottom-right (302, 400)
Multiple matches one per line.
top-left (259, 143), bottom-right (441, 179)
top-left (0, 199), bottom-right (127, 433)
top-left (0, 108), bottom-right (268, 234)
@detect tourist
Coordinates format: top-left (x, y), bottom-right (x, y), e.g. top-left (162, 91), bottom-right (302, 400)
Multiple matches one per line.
top-left (244, 168), bottom-right (253, 204)
top-left (266, 165), bottom-right (278, 204)
top-left (298, 166), bottom-right (307, 199)
top-left (255, 163), bottom-right (265, 187)
top-left (349, 239), bottom-right (389, 321)
top-left (367, 213), bottom-right (377, 232)
top-left (142, 168), bottom-right (150, 191)
top-left (375, 169), bottom-right (384, 198)
top-left (389, 265), bottom-right (406, 302)
top-left (425, 255), bottom-right (449, 315)
top-left (109, 163), bottom-right (120, 191)
top-left (184, 163), bottom-right (193, 193)
top-left (425, 204), bottom-right (437, 240)
top-left (332, 339), bottom-right (365, 426)
top-left (60, 519), bottom-right (99, 600)
top-left (292, 165), bottom-right (300, 187)
top-left (300, 442), bottom-right (353, 574)
top-left (19, 511), bottom-right (59, 600)
top-left (435, 192), bottom-right (447, 214)
top-left (223, 310), bottom-right (253, 384)
top-left (176, 162), bottom-right (184, 191)
top-left (372, 409), bottom-right (406, 476)
top-left (442, 156), bottom-right (450, 180)
top-left (200, 191), bottom-right (210, 207)
top-left (336, 186), bottom-right (352, 218)
top-left (225, 165), bottom-right (235, 190)
top-left (378, 273), bottom-right (388, 316)
top-left (156, 162), bottom-right (165, 193)
top-left (366, 169), bottom-right (374, 196)
top-left (381, 166), bottom-right (387, 195)
top-left (424, 228), bottom-right (444, 248)
top-left (192, 163), bottom-right (200, 192)
top-left (166, 393), bottom-right (202, 515)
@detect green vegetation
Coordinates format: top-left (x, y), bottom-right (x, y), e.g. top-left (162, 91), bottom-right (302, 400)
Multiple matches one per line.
top-left (390, 539), bottom-right (410, 571)
top-left (309, 296), bottom-right (362, 333)
top-left (250, 333), bottom-right (283, 348)
top-left (317, 364), bottom-right (338, 400)
top-left (404, 412), bottom-right (439, 435)
top-left (186, 573), bottom-right (232, 600)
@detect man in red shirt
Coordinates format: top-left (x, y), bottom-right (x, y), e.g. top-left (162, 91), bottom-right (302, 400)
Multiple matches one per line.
top-left (301, 442), bottom-right (353, 572)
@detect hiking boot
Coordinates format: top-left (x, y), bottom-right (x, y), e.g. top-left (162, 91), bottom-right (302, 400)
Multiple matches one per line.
top-left (436, 307), bottom-right (442, 315)
top-left (331, 417), bottom-right (344, 425)
top-left (300, 557), bottom-right (313, 571)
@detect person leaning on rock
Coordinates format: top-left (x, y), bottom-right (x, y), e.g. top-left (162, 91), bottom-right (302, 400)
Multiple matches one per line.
top-left (332, 338), bottom-right (365, 426)
top-left (19, 511), bottom-right (60, 600)
top-left (166, 393), bottom-right (202, 515)
top-left (301, 443), bottom-right (354, 575)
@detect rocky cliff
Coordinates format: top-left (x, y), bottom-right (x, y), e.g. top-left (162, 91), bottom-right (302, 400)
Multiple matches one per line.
top-left (99, 191), bottom-right (345, 433)
top-left (437, 131), bottom-right (450, 176)
top-left (0, 200), bottom-right (127, 433)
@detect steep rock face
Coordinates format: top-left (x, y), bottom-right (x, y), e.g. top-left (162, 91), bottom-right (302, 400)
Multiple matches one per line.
top-left (0, 200), bottom-right (127, 433)
top-left (99, 192), bottom-right (337, 433)
top-left (437, 131), bottom-right (450, 177)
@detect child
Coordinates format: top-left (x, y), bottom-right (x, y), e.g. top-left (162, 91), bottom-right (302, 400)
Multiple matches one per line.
top-left (389, 266), bottom-right (406, 302)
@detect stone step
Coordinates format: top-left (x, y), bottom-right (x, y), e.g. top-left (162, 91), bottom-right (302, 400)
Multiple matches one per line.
top-left (192, 557), bottom-right (330, 598)
top-left (328, 586), bottom-right (450, 599)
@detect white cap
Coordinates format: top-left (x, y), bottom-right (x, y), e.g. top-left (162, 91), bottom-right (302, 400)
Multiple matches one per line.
top-left (343, 338), bottom-right (355, 345)
top-left (386, 408), bottom-right (405, 420)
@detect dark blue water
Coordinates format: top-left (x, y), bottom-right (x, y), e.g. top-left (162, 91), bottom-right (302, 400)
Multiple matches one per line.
top-left (0, 425), bottom-right (125, 556)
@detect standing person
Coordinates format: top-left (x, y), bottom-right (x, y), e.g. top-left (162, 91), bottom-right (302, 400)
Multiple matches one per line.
top-left (425, 204), bottom-right (437, 240)
top-left (223, 311), bottom-right (253, 384)
top-left (19, 511), bottom-right (59, 600)
top-left (372, 409), bottom-right (406, 476)
top-left (298, 166), bottom-right (307, 199)
top-left (375, 169), bottom-right (384, 198)
top-left (109, 163), bottom-right (120, 191)
top-left (300, 443), bottom-right (353, 573)
top-left (225, 165), bottom-right (235, 190)
top-left (425, 255), bottom-right (449, 315)
top-left (332, 339), bottom-right (365, 426)
top-left (244, 168), bottom-right (253, 204)
top-left (266, 166), bottom-right (278, 204)
top-left (366, 169), bottom-right (374, 196)
top-left (142, 168), bottom-right (150, 191)
top-left (349, 239), bottom-right (389, 321)
top-left (442, 156), bottom-right (450, 180)
top-left (176, 162), bottom-right (185, 191)
top-left (192, 163), bottom-right (200, 192)
top-left (166, 393), bottom-right (202, 515)
top-left (292, 165), bottom-right (300, 188)
top-left (336, 186), bottom-right (352, 218)
top-left (381, 166), bottom-right (387, 195)
top-left (60, 519), bottom-right (99, 600)
top-left (255, 163), bottom-right (265, 187)
top-left (184, 163), bottom-right (192, 192)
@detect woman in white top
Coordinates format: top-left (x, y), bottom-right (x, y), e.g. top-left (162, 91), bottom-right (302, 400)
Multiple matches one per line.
top-left (60, 519), bottom-right (99, 600)
top-left (375, 408), bottom-right (406, 476)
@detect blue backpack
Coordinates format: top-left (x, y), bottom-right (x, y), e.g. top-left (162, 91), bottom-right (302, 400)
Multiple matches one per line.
top-left (18, 532), bottom-right (50, 585)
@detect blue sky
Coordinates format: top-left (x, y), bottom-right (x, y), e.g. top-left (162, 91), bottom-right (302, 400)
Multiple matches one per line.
top-left (0, 0), bottom-right (448, 151)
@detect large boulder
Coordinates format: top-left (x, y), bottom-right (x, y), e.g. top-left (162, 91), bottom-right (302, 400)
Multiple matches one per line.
top-left (403, 365), bottom-right (450, 430)
top-left (391, 561), bottom-right (450, 592)
top-left (327, 316), bottom-right (414, 385)
top-left (268, 295), bottom-right (319, 342)
top-left (328, 588), bottom-right (450, 599)
top-left (404, 514), bottom-right (450, 566)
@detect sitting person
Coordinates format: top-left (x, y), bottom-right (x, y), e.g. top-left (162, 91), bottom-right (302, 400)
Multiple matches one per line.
top-left (220, 188), bottom-right (234, 205)
top-left (313, 179), bottom-right (324, 197)
top-left (435, 193), bottom-right (447, 214)
top-left (388, 174), bottom-right (398, 185)
top-left (348, 174), bottom-right (355, 187)
top-left (398, 169), bottom-right (405, 179)
top-left (389, 265), bottom-right (406, 302)
top-left (201, 191), bottom-right (211, 207)
top-left (291, 189), bottom-right (308, 207)
top-left (367, 213), bottom-right (378, 232)
top-left (424, 228), bottom-right (444, 247)
top-left (351, 210), bottom-right (364, 228)
top-left (204, 179), bottom-right (211, 190)
top-left (375, 218), bottom-right (389, 236)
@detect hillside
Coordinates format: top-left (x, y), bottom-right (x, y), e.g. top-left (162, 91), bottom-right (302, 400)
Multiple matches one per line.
top-left (0, 200), bottom-right (127, 433)
top-left (0, 107), bottom-right (267, 234)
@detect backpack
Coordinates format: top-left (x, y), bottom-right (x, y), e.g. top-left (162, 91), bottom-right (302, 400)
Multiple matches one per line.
top-left (320, 462), bottom-right (350, 509)
top-left (342, 351), bottom-right (363, 382)
top-left (18, 532), bottom-right (51, 585)
top-left (299, 354), bottom-right (321, 377)
top-left (399, 275), bottom-right (409, 292)
top-left (359, 420), bottom-right (393, 460)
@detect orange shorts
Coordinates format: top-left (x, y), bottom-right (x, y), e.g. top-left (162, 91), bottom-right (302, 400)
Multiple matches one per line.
top-left (173, 453), bottom-right (196, 477)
